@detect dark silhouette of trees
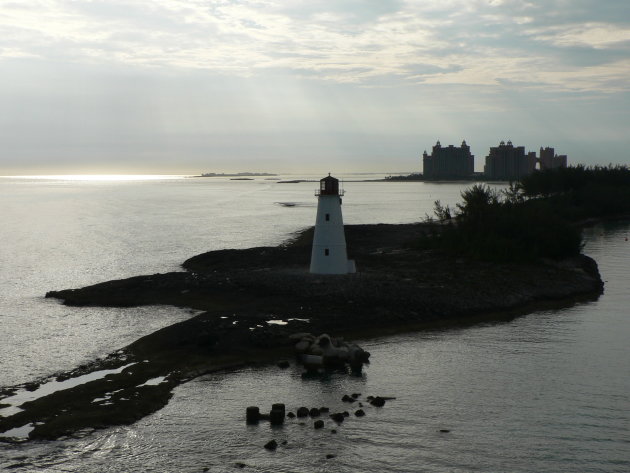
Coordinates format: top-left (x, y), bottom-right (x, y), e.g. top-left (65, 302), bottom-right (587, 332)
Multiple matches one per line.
top-left (420, 165), bottom-right (630, 262)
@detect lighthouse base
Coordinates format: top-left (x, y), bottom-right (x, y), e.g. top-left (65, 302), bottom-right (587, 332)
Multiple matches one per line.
top-left (309, 244), bottom-right (356, 274)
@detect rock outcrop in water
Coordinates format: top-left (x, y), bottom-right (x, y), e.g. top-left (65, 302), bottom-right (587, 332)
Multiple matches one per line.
top-left (0, 223), bottom-right (604, 441)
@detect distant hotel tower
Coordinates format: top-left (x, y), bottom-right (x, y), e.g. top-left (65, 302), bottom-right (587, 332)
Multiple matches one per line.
top-left (539, 147), bottom-right (568, 170)
top-left (422, 140), bottom-right (474, 179)
top-left (484, 141), bottom-right (568, 180)
top-left (310, 174), bottom-right (356, 275)
top-left (484, 141), bottom-right (535, 180)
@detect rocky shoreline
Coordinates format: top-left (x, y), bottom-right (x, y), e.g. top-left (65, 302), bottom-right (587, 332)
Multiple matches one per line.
top-left (0, 223), bottom-right (604, 441)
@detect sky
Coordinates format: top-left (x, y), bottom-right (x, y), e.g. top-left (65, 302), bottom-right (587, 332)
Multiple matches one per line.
top-left (1, 0), bottom-right (629, 174)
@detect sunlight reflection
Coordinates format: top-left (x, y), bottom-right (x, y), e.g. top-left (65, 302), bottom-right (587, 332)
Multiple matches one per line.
top-left (6, 175), bottom-right (188, 181)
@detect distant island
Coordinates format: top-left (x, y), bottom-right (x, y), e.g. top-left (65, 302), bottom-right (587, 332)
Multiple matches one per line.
top-left (382, 172), bottom-right (500, 182)
top-left (198, 172), bottom-right (277, 177)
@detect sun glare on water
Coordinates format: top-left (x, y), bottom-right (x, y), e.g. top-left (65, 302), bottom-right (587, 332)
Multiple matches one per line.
top-left (6, 175), bottom-right (187, 181)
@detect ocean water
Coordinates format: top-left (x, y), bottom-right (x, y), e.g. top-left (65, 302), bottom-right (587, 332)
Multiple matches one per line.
top-left (0, 175), bottom-right (470, 386)
top-left (0, 176), bottom-right (628, 472)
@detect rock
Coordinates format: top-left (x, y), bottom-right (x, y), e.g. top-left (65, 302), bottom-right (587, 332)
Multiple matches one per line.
top-left (309, 408), bottom-right (320, 417)
top-left (295, 340), bottom-right (311, 354)
top-left (321, 345), bottom-right (349, 364)
top-left (315, 334), bottom-right (332, 347)
top-left (308, 347), bottom-right (324, 356)
top-left (439, 429), bottom-right (451, 433)
top-left (281, 440), bottom-right (288, 445)
top-left (350, 363), bottom-right (364, 375)
top-left (314, 420), bottom-right (324, 429)
top-left (331, 429), bottom-right (337, 434)
top-left (287, 412), bottom-right (295, 418)
top-left (351, 393), bottom-right (360, 399)
top-left (264, 439), bottom-right (278, 450)
top-left (235, 462), bottom-right (246, 468)
top-left (319, 407), bottom-right (329, 413)
top-left (348, 345), bottom-right (370, 364)
top-left (296, 406), bottom-right (309, 417)
top-left (272, 403), bottom-right (285, 415)
top-left (342, 411), bottom-right (349, 417)
top-left (289, 332), bottom-right (314, 341)
top-left (354, 409), bottom-right (365, 417)
top-left (276, 360), bottom-right (290, 369)
top-left (203, 468), bottom-right (209, 472)
top-left (341, 394), bottom-right (355, 403)
top-left (270, 407), bottom-right (284, 425)
top-left (370, 397), bottom-right (385, 407)
top-left (302, 354), bottom-right (323, 369)
top-left (358, 402), bottom-right (363, 407)
top-left (246, 406), bottom-right (260, 424)
top-left (326, 454), bottom-right (336, 459)
top-left (330, 413), bottom-right (345, 423)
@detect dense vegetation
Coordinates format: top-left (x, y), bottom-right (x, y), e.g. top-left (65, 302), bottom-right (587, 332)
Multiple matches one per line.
top-left (520, 165), bottom-right (630, 221)
top-left (420, 165), bottom-right (630, 262)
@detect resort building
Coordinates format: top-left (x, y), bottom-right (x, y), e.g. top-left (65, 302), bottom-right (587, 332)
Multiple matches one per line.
top-left (539, 147), bottom-right (568, 170)
top-left (422, 140), bottom-right (474, 179)
top-left (484, 141), bottom-right (537, 181)
top-left (484, 142), bottom-right (569, 180)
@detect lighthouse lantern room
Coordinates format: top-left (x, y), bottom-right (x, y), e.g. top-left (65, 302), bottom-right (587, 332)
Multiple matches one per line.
top-left (310, 174), bottom-right (356, 274)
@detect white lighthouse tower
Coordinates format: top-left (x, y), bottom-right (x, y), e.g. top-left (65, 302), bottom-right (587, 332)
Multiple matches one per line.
top-left (310, 174), bottom-right (355, 274)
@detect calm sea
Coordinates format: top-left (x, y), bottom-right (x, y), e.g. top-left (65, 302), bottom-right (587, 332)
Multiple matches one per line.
top-left (1, 176), bottom-right (628, 472)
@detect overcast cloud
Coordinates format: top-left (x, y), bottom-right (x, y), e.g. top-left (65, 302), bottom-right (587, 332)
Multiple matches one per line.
top-left (1, 0), bottom-right (628, 173)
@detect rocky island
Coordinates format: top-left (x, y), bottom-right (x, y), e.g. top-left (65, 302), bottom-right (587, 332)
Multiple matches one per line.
top-left (6, 165), bottom-right (627, 442)
top-left (0, 222), bottom-right (603, 441)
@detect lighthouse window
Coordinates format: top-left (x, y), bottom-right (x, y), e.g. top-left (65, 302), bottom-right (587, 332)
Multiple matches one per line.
top-left (324, 249), bottom-right (329, 256)
top-left (325, 213), bottom-right (330, 221)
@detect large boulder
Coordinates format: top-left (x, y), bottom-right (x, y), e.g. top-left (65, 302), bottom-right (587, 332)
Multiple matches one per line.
top-left (246, 406), bottom-right (260, 424)
top-left (264, 440), bottom-right (278, 450)
top-left (294, 340), bottom-right (311, 354)
top-left (330, 413), bottom-right (345, 423)
top-left (370, 397), bottom-right (385, 407)
top-left (289, 332), bottom-right (314, 341)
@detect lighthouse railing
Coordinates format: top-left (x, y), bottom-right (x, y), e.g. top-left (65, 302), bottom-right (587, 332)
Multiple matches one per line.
top-left (315, 189), bottom-right (345, 196)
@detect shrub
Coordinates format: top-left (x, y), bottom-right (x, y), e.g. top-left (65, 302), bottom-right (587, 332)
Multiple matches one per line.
top-left (421, 183), bottom-right (582, 262)
top-left (521, 165), bottom-right (630, 219)
top-left (421, 165), bottom-right (630, 262)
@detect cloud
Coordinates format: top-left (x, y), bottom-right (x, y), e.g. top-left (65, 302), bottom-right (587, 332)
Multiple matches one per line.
top-left (528, 23), bottom-right (630, 49)
top-left (1, 0), bottom-right (629, 93)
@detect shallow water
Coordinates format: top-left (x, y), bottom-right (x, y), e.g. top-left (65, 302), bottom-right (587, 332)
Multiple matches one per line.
top-left (1, 177), bottom-right (628, 472)
top-left (0, 363), bottom-right (136, 419)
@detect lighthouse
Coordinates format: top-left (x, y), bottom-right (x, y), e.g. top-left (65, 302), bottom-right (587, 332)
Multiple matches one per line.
top-left (310, 174), bottom-right (356, 274)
